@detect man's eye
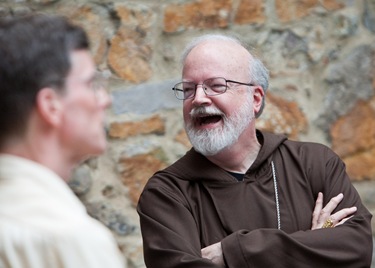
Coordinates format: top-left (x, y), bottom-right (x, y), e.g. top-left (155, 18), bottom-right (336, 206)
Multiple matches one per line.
top-left (183, 86), bottom-right (195, 92)
top-left (210, 84), bottom-right (226, 91)
top-left (211, 83), bottom-right (225, 88)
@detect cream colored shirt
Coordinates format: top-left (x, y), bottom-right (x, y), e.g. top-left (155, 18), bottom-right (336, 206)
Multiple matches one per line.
top-left (0, 154), bottom-right (126, 268)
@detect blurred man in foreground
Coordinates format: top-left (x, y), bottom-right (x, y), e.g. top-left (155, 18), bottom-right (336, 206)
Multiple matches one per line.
top-left (0, 14), bottom-right (125, 268)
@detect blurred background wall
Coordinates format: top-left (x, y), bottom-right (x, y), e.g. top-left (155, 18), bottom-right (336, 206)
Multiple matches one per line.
top-left (1, 0), bottom-right (374, 267)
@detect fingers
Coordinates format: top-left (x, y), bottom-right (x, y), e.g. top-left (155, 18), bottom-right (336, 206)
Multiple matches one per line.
top-left (336, 215), bottom-right (354, 226)
top-left (201, 242), bottom-right (225, 266)
top-left (330, 207), bottom-right (357, 225)
top-left (311, 192), bottom-right (357, 230)
top-left (312, 192), bottom-right (342, 229)
top-left (317, 193), bottom-right (343, 225)
top-left (320, 193), bottom-right (344, 218)
top-left (311, 192), bottom-right (323, 229)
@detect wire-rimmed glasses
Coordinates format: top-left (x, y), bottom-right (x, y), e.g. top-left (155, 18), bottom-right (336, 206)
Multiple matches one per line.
top-left (172, 77), bottom-right (254, 100)
top-left (90, 71), bottom-right (109, 92)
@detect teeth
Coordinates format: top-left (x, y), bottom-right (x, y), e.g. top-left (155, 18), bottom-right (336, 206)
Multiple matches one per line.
top-left (197, 114), bottom-right (217, 118)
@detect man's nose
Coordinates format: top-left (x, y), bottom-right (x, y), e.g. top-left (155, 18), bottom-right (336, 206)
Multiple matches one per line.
top-left (192, 85), bottom-right (211, 105)
top-left (96, 88), bottom-right (112, 109)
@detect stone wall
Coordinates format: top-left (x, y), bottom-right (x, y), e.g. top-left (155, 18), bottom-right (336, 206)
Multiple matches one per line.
top-left (1, 0), bottom-right (375, 267)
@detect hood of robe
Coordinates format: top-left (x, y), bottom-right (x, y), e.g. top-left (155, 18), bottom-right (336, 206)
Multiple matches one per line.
top-left (162, 130), bottom-right (287, 184)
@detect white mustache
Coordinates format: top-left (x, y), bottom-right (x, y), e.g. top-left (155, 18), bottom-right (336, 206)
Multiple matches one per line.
top-left (189, 106), bottom-right (224, 117)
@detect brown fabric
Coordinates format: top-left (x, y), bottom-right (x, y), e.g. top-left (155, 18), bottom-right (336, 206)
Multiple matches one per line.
top-left (137, 130), bottom-right (373, 267)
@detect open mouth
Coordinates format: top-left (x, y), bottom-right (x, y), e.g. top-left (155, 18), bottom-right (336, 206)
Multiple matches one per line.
top-left (194, 114), bottom-right (222, 126)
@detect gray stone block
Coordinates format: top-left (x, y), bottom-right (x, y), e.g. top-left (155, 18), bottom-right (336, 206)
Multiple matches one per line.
top-left (112, 78), bottom-right (182, 115)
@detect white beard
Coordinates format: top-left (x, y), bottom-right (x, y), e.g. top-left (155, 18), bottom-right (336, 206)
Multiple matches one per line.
top-left (185, 97), bottom-right (254, 156)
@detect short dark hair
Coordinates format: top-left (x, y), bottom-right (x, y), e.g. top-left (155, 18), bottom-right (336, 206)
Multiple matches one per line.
top-left (0, 13), bottom-right (89, 146)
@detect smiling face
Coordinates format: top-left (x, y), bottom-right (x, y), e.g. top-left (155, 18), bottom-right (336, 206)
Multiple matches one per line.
top-left (59, 50), bottom-right (111, 162)
top-left (182, 40), bottom-right (258, 156)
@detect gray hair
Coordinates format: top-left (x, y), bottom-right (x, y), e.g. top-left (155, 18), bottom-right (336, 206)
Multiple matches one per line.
top-left (181, 34), bottom-right (269, 118)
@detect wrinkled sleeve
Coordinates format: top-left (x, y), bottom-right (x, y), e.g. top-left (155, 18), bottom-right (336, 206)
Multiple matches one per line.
top-left (221, 149), bottom-right (373, 268)
top-left (137, 180), bottom-right (221, 268)
top-left (0, 221), bottom-right (125, 268)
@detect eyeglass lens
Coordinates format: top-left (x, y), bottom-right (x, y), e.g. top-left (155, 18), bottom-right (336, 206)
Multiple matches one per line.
top-left (174, 77), bottom-right (228, 99)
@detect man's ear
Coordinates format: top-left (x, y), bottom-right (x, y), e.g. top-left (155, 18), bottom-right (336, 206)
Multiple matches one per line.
top-left (253, 86), bottom-right (264, 115)
top-left (35, 88), bottom-right (63, 127)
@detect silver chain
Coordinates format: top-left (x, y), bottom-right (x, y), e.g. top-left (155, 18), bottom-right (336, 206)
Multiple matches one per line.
top-left (271, 161), bottom-right (281, 230)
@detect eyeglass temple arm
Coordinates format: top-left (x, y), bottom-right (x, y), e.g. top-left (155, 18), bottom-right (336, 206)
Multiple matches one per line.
top-left (226, 80), bottom-right (254, 87)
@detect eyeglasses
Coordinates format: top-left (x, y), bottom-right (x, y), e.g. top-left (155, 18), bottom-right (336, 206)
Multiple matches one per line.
top-left (172, 77), bottom-right (254, 100)
top-left (90, 72), bottom-right (108, 92)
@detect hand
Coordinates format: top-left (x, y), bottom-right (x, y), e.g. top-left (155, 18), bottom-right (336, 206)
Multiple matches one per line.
top-left (201, 242), bottom-right (225, 267)
top-left (311, 192), bottom-right (357, 230)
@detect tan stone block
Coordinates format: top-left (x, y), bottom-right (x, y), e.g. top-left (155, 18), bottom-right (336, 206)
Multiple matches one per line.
top-left (163, 0), bottom-right (232, 33)
top-left (331, 99), bottom-right (375, 157)
top-left (321, 0), bottom-right (344, 11)
top-left (234, 0), bottom-right (266, 25)
top-left (59, 5), bottom-right (107, 65)
top-left (275, 0), bottom-right (318, 22)
top-left (331, 99), bottom-right (375, 181)
top-left (257, 93), bottom-right (308, 140)
top-left (109, 115), bottom-right (165, 139)
top-left (108, 5), bottom-right (154, 82)
top-left (115, 4), bottom-right (155, 28)
top-left (119, 149), bottom-right (167, 205)
top-left (275, 0), bottom-right (294, 22)
top-left (174, 129), bottom-right (191, 148)
top-left (297, 0), bottom-right (319, 17)
top-left (342, 148), bottom-right (375, 181)
top-left (108, 28), bottom-right (153, 82)
top-left (163, 5), bottom-right (187, 33)
top-left (275, 0), bottom-right (343, 22)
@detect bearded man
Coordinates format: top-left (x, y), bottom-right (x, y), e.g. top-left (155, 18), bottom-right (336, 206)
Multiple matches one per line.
top-left (137, 34), bottom-right (372, 268)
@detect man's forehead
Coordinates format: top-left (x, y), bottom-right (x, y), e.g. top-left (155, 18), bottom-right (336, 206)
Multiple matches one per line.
top-left (187, 40), bottom-right (250, 62)
top-left (67, 50), bottom-right (95, 77)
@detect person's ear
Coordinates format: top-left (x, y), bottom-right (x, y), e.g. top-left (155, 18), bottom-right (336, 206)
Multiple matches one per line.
top-left (35, 88), bottom-right (63, 127)
top-left (253, 86), bottom-right (264, 115)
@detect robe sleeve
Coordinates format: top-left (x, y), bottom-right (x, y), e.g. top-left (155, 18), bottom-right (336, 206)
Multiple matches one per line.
top-left (0, 220), bottom-right (125, 268)
top-left (137, 184), bottom-right (222, 267)
top-left (138, 148), bottom-right (373, 268)
top-left (221, 149), bottom-right (373, 268)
